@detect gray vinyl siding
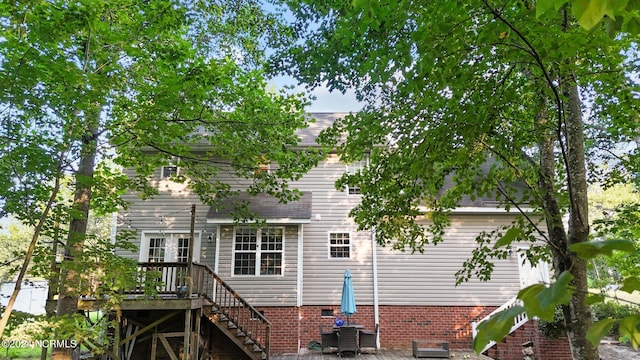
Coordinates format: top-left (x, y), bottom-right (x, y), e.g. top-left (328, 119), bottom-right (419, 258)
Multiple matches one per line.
top-left (289, 154), bottom-right (523, 307)
top-left (116, 167), bottom-right (217, 267)
top-left (375, 214), bottom-right (522, 306)
top-left (290, 154), bottom-right (375, 306)
top-left (118, 153), bottom-right (527, 308)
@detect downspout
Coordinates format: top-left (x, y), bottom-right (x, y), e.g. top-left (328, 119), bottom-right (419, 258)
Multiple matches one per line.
top-left (110, 212), bottom-right (118, 246)
top-left (371, 227), bottom-right (379, 347)
top-left (214, 225), bottom-right (221, 274)
top-left (297, 224), bottom-right (304, 352)
top-left (297, 224), bottom-right (304, 307)
top-left (213, 224), bottom-right (221, 300)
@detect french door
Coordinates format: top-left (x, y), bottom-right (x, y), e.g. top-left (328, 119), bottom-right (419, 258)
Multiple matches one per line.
top-left (139, 231), bottom-right (201, 263)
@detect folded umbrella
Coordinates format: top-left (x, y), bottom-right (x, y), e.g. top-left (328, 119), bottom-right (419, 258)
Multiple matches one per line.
top-left (340, 269), bottom-right (356, 325)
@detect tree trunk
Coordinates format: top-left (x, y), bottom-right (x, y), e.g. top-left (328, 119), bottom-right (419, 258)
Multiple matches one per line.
top-left (0, 163), bottom-right (63, 339)
top-left (561, 76), bottom-right (598, 360)
top-left (536, 72), bottom-right (597, 359)
top-left (51, 117), bottom-right (99, 360)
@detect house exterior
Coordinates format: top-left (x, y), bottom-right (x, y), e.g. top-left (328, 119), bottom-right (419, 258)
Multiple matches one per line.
top-left (113, 113), bottom-right (571, 360)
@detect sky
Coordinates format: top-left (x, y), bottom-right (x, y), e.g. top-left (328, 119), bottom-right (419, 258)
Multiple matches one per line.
top-left (268, 75), bottom-right (363, 113)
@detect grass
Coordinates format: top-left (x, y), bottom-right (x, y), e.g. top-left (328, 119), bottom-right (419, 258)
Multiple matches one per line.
top-left (0, 346), bottom-right (42, 360)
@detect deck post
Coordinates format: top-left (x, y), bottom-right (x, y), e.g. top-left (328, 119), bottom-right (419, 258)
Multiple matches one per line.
top-left (183, 309), bottom-right (191, 360)
top-left (151, 331), bottom-right (158, 360)
top-left (114, 308), bottom-right (122, 359)
top-left (194, 307), bottom-right (202, 360)
top-left (187, 204), bottom-right (195, 297)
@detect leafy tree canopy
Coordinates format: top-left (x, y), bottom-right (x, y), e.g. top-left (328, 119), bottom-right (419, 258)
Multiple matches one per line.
top-left (0, 0), bottom-right (320, 354)
top-left (274, 0), bottom-right (639, 358)
top-left (0, 0), bottom-right (319, 221)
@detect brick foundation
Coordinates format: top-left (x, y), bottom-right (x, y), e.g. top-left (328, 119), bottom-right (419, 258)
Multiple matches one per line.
top-left (273, 304), bottom-right (494, 353)
top-left (486, 320), bottom-right (572, 360)
top-left (263, 305), bottom-right (572, 360)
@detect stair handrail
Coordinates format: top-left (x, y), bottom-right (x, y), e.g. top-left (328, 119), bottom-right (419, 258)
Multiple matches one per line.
top-left (192, 263), bottom-right (271, 359)
top-left (472, 296), bottom-right (529, 354)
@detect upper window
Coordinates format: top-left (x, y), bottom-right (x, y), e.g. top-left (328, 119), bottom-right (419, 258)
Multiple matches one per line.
top-left (254, 156), bottom-right (270, 176)
top-left (233, 227), bottom-right (284, 276)
top-left (329, 232), bottom-right (351, 258)
top-left (345, 155), bottom-right (369, 195)
top-left (161, 165), bottom-right (178, 179)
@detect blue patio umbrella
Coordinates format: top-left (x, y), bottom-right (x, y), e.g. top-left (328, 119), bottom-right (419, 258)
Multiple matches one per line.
top-left (340, 269), bottom-right (357, 325)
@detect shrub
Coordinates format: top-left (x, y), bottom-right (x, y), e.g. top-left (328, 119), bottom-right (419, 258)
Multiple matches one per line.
top-left (591, 301), bottom-right (640, 337)
top-left (538, 306), bottom-right (566, 339)
top-left (539, 302), bottom-right (640, 339)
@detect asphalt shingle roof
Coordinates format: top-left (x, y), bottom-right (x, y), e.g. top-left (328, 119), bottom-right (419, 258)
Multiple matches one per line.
top-left (207, 192), bottom-right (312, 221)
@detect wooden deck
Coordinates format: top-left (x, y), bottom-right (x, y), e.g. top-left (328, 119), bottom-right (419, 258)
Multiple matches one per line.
top-left (272, 348), bottom-right (493, 360)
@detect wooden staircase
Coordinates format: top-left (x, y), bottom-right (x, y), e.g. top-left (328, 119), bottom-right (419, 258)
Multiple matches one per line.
top-left (204, 307), bottom-right (268, 360)
top-left (471, 296), bottom-right (529, 354)
top-left (193, 264), bottom-right (271, 360)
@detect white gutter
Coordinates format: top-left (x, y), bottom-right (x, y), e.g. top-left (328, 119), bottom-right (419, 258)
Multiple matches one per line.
top-left (371, 227), bottom-right (380, 347)
top-left (417, 206), bottom-right (535, 214)
top-left (207, 218), bottom-right (311, 224)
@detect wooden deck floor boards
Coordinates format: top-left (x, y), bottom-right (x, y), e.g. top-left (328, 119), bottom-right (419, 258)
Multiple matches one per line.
top-left (272, 348), bottom-right (493, 360)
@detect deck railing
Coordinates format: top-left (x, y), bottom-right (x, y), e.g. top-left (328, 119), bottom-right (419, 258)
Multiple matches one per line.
top-left (134, 262), bottom-right (190, 294)
top-left (125, 262), bottom-right (271, 358)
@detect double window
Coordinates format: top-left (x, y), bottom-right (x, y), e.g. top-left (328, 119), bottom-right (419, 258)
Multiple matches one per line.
top-left (345, 155), bottom-right (369, 195)
top-left (233, 227), bottom-right (284, 276)
top-left (329, 232), bottom-right (351, 258)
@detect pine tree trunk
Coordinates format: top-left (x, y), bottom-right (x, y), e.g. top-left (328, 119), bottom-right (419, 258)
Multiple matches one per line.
top-left (51, 119), bottom-right (99, 360)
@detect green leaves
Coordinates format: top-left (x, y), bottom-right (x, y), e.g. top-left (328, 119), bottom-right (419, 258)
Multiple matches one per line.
top-left (619, 315), bottom-right (640, 349)
top-left (536, 0), bottom-right (569, 18)
top-left (519, 271), bottom-right (574, 321)
top-left (589, 315), bottom-right (640, 349)
top-left (473, 272), bottom-right (574, 353)
top-left (536, 0), bottom-right (640, 32)
top-left (278, 0), bottom-right (637, 357)
top-left (472, 305), bottom-right (526, 353)
top-left (586, 318), bottom-right (617, 346)
top-left (570, 239), bottom-right (636, 259)
top-left (494, 227), bottom-right (526, 248)
top-left (620, 277), bottom-right (640, 293)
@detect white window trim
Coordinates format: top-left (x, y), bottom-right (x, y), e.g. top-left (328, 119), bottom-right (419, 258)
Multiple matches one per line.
top-left (139, 230), bottom-right (202, 263)
top-left (345, 155), bottom-right (369, 196)
top-left (327, 231), bottom-right (352, 259)
top-left (161, 165), bottom-right (179, 179)
top-left (231, 226), bottom-right (285, 277)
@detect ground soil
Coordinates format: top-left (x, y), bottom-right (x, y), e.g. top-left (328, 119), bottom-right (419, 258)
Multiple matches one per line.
top-left (599, 339), bottom-right (640, 360)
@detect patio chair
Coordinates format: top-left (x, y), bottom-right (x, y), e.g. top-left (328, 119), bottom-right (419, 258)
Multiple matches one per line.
top-left (319, 325), bottom-right (338, 353)
top-left (337, 326), bottom-right (359, 356)
top-left (359, 323), bottom-right (378, 353)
